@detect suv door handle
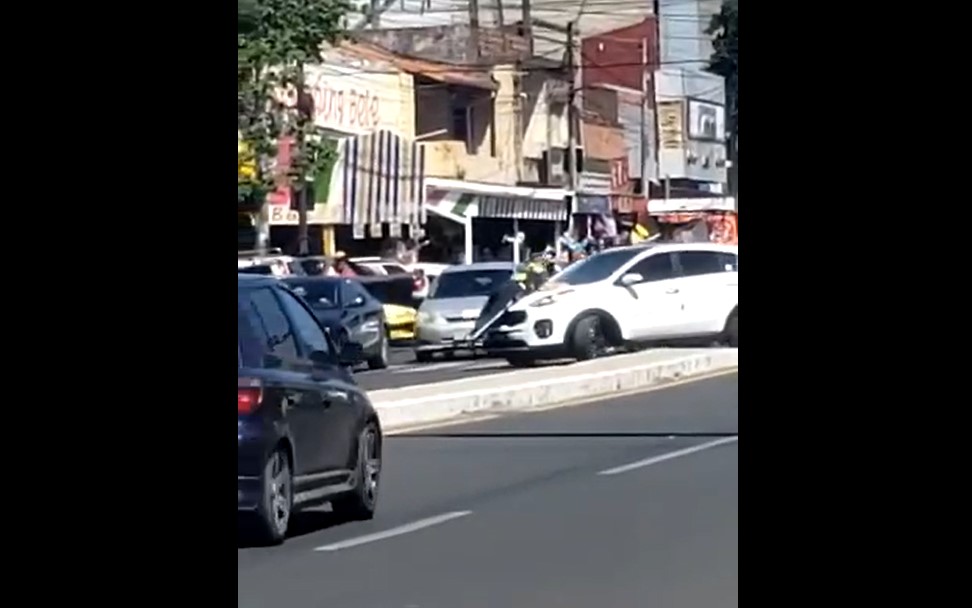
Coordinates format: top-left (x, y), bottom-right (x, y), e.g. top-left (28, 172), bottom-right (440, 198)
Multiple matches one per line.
top-left (665, 288), bottom-right (680, 294)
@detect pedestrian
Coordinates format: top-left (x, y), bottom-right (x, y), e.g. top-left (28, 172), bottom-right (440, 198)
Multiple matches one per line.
top-left (332, 251), bottom-right (357, 277)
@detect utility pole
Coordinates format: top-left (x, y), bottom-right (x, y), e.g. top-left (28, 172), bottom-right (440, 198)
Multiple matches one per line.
top-left (468, 0), bottom-right (481, 60)
top-left (295, 68), bottom-right (311, 255)
top-left (523, 0), bottom-right (533, 56)
top-left (368, 0), bottom-right (379, 28)
top-left (640, 37), bottom-right (648, 198)
top-left (566, 20), bottom-right (578, 238)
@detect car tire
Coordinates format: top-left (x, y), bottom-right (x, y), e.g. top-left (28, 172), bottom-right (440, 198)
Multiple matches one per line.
top-left (570, 315), bottom-right (606, 361)
top-left (415, 350), bottom-right (433, 363)
top-left (332, 423), bottom-right (381, 521)
top-left (723, 310), bottom-right (738, 348)
top-left (367, 331), bottom-right (389, 370)
top-left (250, 448), bottom-right (292, 545)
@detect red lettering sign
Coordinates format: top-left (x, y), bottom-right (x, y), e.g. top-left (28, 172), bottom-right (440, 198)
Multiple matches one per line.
top-left (307, 74), bottom-right (382, 131)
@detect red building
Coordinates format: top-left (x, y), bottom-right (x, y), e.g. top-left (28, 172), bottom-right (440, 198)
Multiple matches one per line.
top-left (581, 17), bottom-right (659, 94)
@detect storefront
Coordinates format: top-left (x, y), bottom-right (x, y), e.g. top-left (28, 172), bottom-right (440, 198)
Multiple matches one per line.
top-left (424, 178), bottom-right (569, 264)
top-left (283, 47), bottom-right (422, 254)
top-left (648, 196), bottom-right (738, 244)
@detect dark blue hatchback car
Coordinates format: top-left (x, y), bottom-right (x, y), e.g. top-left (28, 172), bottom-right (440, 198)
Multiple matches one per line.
top-left (238, 274), bottom-right (383, 544)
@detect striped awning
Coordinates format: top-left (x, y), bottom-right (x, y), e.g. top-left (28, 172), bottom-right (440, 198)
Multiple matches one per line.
top-left (340, 130), bottom-right (426, 237)
top-left (478, 195), bottom-right (568, 221)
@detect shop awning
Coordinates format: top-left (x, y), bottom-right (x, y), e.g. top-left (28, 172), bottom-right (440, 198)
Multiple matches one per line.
top-left (648, 196), bottom-right (736, 215)
top-left (424, 178), bottom-right (569, 223)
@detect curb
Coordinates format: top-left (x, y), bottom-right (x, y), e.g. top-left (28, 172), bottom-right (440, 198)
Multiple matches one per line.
top-left (373, 349), bottom-right (738, 430)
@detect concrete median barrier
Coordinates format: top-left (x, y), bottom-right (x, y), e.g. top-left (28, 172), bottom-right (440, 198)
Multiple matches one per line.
top-left (370, 348), bottom-right (738, 431)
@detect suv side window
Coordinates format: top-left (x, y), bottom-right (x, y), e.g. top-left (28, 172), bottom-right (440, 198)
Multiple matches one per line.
top-left (628, 253), bottom-right (678, 282)
top-left (678, 251), bottom-right (725, 277)
top-left (718, 252), bottom-right (738, 272)
top-left (276, 289), bottom-right (331, 356)
top-left (245, 287), bottom-right (300, 361)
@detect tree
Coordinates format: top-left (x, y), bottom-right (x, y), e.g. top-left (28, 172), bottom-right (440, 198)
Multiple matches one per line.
top-left (238, 0), bottom-right (351, 245)
top-left (707, 0), bottom-right (738, 194)
top-left (707, 0), bottom-right (737, 138)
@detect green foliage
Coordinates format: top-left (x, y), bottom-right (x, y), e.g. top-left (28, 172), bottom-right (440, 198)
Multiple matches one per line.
top-left (707, 0), bottom-right (737, 138)
top-left (238, 0), bottom-right (351, 206)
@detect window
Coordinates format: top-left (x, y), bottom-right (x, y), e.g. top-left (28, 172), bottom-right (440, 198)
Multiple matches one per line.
top-left (629, 253), bottom-right (678, 282)
top-left (276, 289), bottom-right (330, 356)
top-left (381, 264), bottom-right (406, 275)
top-left (245, 287), bottom-right (299, 361)
top-left (718, 252), bottom-right (738, 272)
top-left (430, 269), bottom-right (512, 299)
top-left (677, 251), bottom-right (725, 277)
top-left (556, 248), bottom-right (644, 286)
top-left (284, 279), bottom-right (340, 310)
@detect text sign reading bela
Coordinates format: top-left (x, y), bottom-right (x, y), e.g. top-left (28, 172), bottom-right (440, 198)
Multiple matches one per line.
top-left (310, 82), bottom-right (380, 132)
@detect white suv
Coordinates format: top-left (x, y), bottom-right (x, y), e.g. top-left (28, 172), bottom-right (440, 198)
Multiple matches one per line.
top-left (482, 243), bottom-right (738, 365)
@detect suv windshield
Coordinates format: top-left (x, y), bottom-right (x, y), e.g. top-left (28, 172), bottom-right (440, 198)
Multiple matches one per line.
top-left (555, 248), bottom-right (644, 286)
top-left (430, 269), bottom-right (511, 299)
top-left (283, 280), bottom-right (340, 309)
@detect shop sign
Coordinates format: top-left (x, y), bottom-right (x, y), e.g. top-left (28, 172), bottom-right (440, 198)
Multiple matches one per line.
top-left (267, 201), bottom-right (341, 226)
top-left (574, 195), bottom-right (611, 215)
top-left (658, 101), bottom-right (685, 150)
top-left (303, 66), bottom-right (402, 135)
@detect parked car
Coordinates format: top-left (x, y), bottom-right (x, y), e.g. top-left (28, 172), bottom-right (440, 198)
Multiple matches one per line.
top-left (414, 262), bottom-right (515, 362)
top-left (238, 274), bottom-right (383, 544)
top-left (481, 243), bottom-right (738, 366)
top-left (357, 276), bottom-right (420, 343)
top-left (281, 276), bottom-right (390, 370)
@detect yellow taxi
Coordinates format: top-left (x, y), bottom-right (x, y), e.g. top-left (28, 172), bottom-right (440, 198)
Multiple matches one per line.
top-left (383, 303), bottom-right (417, 342)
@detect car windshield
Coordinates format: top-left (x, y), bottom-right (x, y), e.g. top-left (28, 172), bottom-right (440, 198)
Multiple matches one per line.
top-left (555, 249), bottom-right (644, 286)
top-left (429, 269), bottom-right (511, 299)
top-left (284, 280), bottom-right (340, 309)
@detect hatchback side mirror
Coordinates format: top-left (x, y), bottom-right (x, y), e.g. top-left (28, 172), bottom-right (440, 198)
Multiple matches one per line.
top-left (619, 273), bottom-right (643, 286)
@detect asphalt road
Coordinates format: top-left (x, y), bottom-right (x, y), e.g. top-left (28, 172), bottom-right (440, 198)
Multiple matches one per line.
top-left (354, 346), bottom-right (524, 391)
top-left (238, 372), bottom-right (738, 608)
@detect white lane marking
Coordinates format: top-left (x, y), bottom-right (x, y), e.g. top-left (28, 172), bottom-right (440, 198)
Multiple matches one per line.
top-left (393, 361), bottom-right (467, 374)
top-left (313, 511), bottom-right (473, 552)
top-left (597, 436), bottom-right (739, 476)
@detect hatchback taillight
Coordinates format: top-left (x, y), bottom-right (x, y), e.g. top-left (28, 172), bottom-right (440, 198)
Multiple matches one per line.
top-left (238, 380), bottom-right (263, 414)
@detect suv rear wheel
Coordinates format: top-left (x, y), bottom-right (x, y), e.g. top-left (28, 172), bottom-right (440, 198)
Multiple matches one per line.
top-left (249, 448), bottom-right (292, 545)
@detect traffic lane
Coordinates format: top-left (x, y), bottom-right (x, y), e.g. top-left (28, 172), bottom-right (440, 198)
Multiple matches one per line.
top-left (239, 439), bottom-right (737, 608)
top-left (238, 375), bottom-right (736, 558)
top-left (238, 375), bottom-right (738, 606)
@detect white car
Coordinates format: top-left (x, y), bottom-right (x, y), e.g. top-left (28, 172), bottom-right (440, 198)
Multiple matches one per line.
top-left (482, 243), bottom-right (738, 365)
